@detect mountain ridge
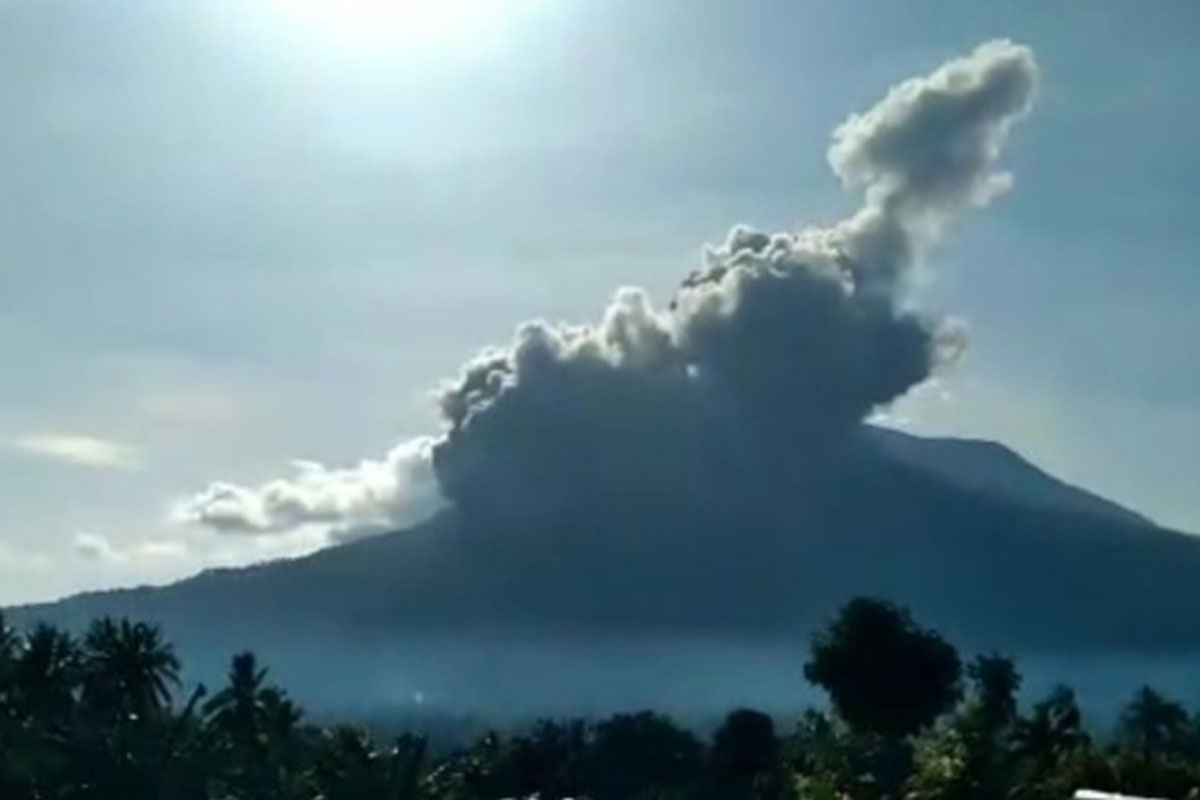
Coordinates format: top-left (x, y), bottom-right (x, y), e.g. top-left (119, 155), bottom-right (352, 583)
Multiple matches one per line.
top-left (863, 426), bottom-right (1151, 527)
top-left (7, 427), bottom-right (1198, 713)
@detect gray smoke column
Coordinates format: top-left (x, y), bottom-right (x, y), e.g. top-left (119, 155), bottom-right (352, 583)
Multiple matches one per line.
top-left (433, 40), bottom-right (1036, 518)
top-left (828, 39), bottom-right (1038, 290)
top-left (179, 40), bottom-right (1037, 537)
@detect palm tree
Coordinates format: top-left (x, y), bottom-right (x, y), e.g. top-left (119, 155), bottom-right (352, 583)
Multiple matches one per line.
top-left (80, 617), bottom-right (180, 722)
top-left (11, 623), bottom-right (80, 725)
top-left (3, 624), bottom-right (81, 797)
top-left (1118, 685), bottom-right (1190, 768)
top-left (203, 651), bottom-right (306, 799)
top-left (49, 619), bottom-right (182, 800)
top-left (203, 651), bottom-right (267, 747)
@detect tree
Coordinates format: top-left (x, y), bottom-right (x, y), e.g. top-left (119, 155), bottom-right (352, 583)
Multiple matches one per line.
top-left (1109, 686), bottom-right (1195, 798)
top-left (0, 612), bottom-right (16, 681)
top-left (424, 729), bottom-right (509, 800)
top-left (967, 654), bottom-right (1020, 733)
top-left (1119, 685), bottom-right (1190, 768)
top-left (80, 617), bottom-right (181, 722)
top-left (4, 624), bottom-right (82, 797)
top-left (203, 651), bottom-right (305, 799)
top-left (11, 623), bottom-right (80, 727)
top-left (907, 654), bottom-right (1022, 800)
top-left (0, 612), bottom-right (17, 739)
top-left (805, 598), bottom-right (962, 740)
top-left (312, 726), bottom-right (428, 800)
top-left (59, 619), bottom-right (183, 800)
top-left (497, 718), bottom-right (587, 798)
top-left (581, 711), bottom-right (704, 800)
top-left (1, 613), bottom-right (31, 729)
top-left (203, 651), bottom-right (268, 745)
top-left (16, 607), bottom-right (1200, 800)
top-left (710, 708), bottom-right (782, 799)
top-left (1010, 686), bottom-right (1094, 800)
top-left (790, 708), bottom-right (854, 798)
top-left (1012, 686), bottom-right (1086, 770)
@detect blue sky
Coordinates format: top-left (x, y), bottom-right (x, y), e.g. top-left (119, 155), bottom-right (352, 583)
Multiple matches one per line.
top-left (1, 0), bottom-right (1198, 603)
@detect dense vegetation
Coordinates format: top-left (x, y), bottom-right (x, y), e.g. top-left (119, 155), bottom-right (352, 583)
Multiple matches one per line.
top-left (4, 598), bottom-right (1200, 799)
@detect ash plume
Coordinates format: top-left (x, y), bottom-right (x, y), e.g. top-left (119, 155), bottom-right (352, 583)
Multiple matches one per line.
top-left (180, 40), bottom-right (1038, 538)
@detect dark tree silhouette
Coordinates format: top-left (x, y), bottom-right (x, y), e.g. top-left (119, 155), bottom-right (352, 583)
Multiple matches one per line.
top-left (908, 654), bottom-right (1022, 800)
top-left (967, 653), bottom-right (1020, 732)
top-left (425, 729), bottom-right (510, 799)
top-left (11, 623), bottom-right (80, 727)
top-left (1009, 685), bottom-right (1095, 800)
top-left (0, 612), bottom-right (28, 796)
top-left (203, 651), bottom-right (268, 741)
top-left (582, 710), bottom-right (704, 800)
top-left (80, 616), bottom-right (180, 720)
top-left (3, 610), bottom-right (1200, 800)
top-left (1012, 686), bottom-right (1087, 770)
top-left (790, 708), bottom-right (854, 796)
top-left (312, 726), bottom-right (428, 800)
top-left (499, 718), bottom-right (587, 798)
top-left (203, 650), bottom-right (304, 799)
top-left (710, 708), bottom-right (784, 799)
top-left (1119, 685), bottom-right (1190, 769)
top-left (0, 611), bottom-right (16, 673)
top-left (805, 597), bottom-right (962, 740)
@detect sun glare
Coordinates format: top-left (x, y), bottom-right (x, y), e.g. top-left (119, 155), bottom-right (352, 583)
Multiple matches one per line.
top-left (273, 0), bottom-right (521, 55)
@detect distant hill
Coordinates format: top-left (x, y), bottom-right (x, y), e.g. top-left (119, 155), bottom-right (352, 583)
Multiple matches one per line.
top-left (8, 427), bottom-right (1199, 714)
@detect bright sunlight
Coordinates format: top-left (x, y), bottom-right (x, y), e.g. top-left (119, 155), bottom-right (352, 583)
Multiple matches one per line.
top-left (272, 0), bottom-right (530, 55)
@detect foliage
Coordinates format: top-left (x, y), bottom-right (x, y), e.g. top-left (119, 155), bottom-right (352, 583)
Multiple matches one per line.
top-left (2, 600), bottom-right (1200, 799)
top-left (805, 598), bottom-right (962, 741)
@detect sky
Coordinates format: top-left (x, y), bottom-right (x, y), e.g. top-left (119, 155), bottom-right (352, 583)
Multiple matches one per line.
top-left (1, 0), bottom-right (1198, 605)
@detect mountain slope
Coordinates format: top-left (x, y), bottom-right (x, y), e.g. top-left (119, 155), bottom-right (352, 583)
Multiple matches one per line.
top-left (7, 429), bottom-right (1200, 712)
top-left (865, 426), bottom-right (1149, 526)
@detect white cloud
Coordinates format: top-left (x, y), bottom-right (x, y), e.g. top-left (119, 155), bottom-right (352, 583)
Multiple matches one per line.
top-left (73, 531), bottom-right (124, 562)
top-left (12, 435), bottom-right (142, 470)
top-left (174, 437), bottom-right (445, 543)
top-left (74, 531), bottom-right (189, 564)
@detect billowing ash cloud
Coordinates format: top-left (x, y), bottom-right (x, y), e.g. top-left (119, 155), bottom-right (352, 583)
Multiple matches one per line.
top-left (827, 39), bottom-right (1037, 290)
top-left (432, 39), bottom-right (1035, 516)
top-left (180, 40), bottom-right (1037, 537)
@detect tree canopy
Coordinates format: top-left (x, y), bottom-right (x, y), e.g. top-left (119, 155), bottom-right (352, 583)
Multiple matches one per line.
top-left (805, 597), bottom-right (963, 740)
top-left (3, 601), bottom-right (1200, 799)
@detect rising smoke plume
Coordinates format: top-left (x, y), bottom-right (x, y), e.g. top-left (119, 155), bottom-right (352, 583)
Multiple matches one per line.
top-left (178, 40), bottom-right (1037, 539)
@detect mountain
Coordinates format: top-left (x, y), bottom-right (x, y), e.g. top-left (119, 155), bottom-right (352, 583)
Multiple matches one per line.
top-left (7, 427), bottom-right (1200, 714)
top-left (863, 426), bottom-right (1150, 526)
